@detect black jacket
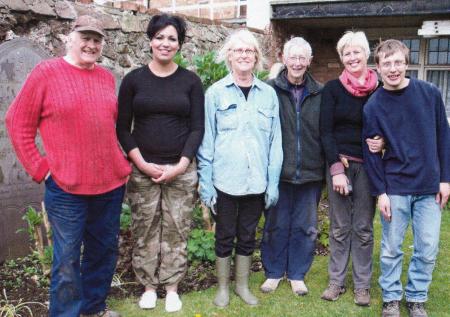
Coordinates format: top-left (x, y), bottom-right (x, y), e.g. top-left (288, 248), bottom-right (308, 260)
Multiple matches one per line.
top-left (267, 70), bottom-right (325, 185)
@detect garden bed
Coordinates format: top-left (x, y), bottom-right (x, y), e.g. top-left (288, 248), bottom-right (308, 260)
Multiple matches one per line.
top-left (1, 199), bottom-right (330, 316)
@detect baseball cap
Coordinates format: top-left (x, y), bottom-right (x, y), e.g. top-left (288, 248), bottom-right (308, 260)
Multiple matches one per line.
top-left (72, 15), bottom-right (105, 37)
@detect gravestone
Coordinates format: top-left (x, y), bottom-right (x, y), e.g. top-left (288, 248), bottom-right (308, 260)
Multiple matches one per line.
top-left (0, 38), bottom-right (50, 262)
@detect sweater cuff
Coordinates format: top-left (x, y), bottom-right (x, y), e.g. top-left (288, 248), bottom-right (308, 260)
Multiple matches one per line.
top-left (33, 158), bottom-right (49, 183)
top-left (330, 162), bottom-right (345, 176)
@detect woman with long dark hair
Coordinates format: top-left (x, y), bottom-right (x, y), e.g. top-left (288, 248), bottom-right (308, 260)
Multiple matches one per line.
top-left (116, 14), bottom-right (204, 313)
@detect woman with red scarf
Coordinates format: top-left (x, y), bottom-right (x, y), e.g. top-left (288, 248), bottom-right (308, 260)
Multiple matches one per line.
top-left (319, 31), bottom-right (383, 306)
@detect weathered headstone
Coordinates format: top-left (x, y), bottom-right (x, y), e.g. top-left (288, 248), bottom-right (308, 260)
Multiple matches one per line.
top-left (0, 38), bottom-right (50, 261)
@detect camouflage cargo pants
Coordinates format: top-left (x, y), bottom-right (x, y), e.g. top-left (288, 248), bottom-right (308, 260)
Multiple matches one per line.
top-left (127, 161), bottom-right (198, 288)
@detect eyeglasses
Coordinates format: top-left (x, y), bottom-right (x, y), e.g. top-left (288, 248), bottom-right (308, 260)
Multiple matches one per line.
top-left (380, 60), bottom-right (407, 69)
top-left (287, 56), bottom-right (308, 63)
top-left (231, 48), bottom-right (256, 56)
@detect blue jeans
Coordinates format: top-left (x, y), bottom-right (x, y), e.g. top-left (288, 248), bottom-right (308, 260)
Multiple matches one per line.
top-left (44, 176), bottom-right (125, 317)
top-left (379, 194), bottom-right (441, 303)
top-left (261, 181), bottom-right (322, 280)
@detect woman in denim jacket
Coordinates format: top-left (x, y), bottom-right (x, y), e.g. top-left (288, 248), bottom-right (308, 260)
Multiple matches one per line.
top-left (197, 29), bottom-right (283, 307)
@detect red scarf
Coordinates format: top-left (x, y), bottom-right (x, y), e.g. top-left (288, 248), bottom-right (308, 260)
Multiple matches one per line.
top-left (339, 68), bottom-right (378, 97)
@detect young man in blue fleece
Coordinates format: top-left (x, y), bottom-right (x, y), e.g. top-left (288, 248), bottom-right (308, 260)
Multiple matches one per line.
top-left (363, 39), bottom-right (450, 317)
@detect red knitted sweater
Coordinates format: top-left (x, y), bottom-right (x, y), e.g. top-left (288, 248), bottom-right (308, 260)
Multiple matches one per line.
top-left (5, 57), bottom-right (131, 195)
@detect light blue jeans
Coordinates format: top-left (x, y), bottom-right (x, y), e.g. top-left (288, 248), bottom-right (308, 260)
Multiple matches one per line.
top-left (379, 194), bottom-right (441, 303)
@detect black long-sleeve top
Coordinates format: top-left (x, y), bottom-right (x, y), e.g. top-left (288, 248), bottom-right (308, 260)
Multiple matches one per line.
top-left (319, 79), bottom-right (372, 165)
top-left (116, 65), bottom-right (205, 164)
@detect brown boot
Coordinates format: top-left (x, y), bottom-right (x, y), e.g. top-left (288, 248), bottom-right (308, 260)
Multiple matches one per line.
top-left (354, 288), bottom-right (370, 306)
top-left (321, 283), bottom-right (346, 301)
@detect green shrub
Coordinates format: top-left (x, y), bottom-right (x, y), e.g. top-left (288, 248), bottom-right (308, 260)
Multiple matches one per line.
top-left (173, 51), bottom-right (189, 68)
top-left (120, 203), bottom-right (132, 231)
top-left (193, 51), bottom-right (228, 90)
top-left (187, 228), bottom-right (216, 264)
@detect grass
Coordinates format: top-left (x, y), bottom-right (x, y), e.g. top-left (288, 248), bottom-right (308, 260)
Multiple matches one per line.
top-left (109, 208), bottom-right (450, 317)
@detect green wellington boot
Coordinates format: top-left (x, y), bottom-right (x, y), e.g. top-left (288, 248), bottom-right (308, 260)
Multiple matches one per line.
top-left (234, 255), bottom-right (258, 305)
top-left (214, 256), bottom-right (231, 307)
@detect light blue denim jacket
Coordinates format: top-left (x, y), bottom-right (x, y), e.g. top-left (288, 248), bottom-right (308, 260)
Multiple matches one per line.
top-left (197, 73), bottom-right (283, 200)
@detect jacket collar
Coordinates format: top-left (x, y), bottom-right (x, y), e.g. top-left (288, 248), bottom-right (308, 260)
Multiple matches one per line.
top-left (274, 69), bottom-right (321, 95)
top-left (223, 72), bottom-right (263, 90)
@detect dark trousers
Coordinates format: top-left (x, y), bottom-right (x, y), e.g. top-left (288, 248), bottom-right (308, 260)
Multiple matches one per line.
top-left (261, 181), bottom-right (322, 280)
top-left (326, 161), bottom-right (375, 289)
top-left (44, 176), bottom-right (125, 317)
top-left (215, 188), bottom-right (264, 258)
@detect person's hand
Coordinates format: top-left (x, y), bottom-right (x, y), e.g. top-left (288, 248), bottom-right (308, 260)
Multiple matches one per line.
top-left (151, 157), bottom-right (190, 184)
top-left (332, 173), bottom-right (350, 196)
top-left (340, 157), bottom-right (349, 168)
top-left (199, 184), bottom-right (217, 209)
top-left (378, 193), bottom-right (391, 222)
top-left (435, 182), bottom-right (450, 209)
top-left (265, 184), bottom-right (279, 209)
top-left (139, 162), bottom-right (164, 179)
top-left (366, 135), bottom-right (385, 153)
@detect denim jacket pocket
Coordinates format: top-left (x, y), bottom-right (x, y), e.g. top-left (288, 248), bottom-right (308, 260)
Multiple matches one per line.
top-left (216, 103), bottom-right (238, 132)
top-left (257, 106), bottom-right (274, 133)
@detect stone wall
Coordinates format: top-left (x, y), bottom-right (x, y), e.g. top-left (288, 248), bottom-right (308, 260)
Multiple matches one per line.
top-left (0, 0), bottom-right (267, 78)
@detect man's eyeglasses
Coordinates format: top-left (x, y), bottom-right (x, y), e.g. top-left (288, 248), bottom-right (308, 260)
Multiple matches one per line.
top-left (380, 61), bottom-right (407, 69)
top-left (231, 48), bottom-right (256, 56)
top-left (287, 56), bottom-right (308, 63)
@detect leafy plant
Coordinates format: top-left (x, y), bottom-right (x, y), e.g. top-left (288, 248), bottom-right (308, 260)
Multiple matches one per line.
top-left (317, 215), bottom-right (330, 248)
top-left (120, 203), bottom-right (132, 231)
top-left (0, 289), bottom-right (46, 317)
top-left (187, 228), bottom-right (216, 264)
top-left (192, 203), bottom-right (204, 230)
top-left (17, 205), bottom-right (52, 275)
top-left (255, 69), bottom-right (269, 81)
top-left (17, 206), bottom-right (42, 239)
top-left (193, 51), bottom-right (228, 90)
top-left (173, 51), bottom-right (189, 68)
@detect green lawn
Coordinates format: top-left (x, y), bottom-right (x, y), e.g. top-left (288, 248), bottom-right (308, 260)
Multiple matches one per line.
top-left (109, 209), bottom-right (450, 317)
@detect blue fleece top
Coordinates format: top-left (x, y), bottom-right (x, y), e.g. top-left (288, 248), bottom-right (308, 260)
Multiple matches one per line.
top-left (363, 78), bottom-right (450, 196)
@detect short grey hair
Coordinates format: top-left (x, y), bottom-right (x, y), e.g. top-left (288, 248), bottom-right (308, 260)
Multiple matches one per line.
top-left (216, 29), bottom-right (264, 72)
top-left (283, 37), bottom-right (312, 58)
top-left (336, 31), bottom-right (370, 61)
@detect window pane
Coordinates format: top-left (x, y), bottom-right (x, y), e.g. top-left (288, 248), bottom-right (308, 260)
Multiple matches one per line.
top-left (411, 39), bottom-right (420, 51)
top-left (438, 52), bottom-right (448, 64)
top-left (439, 38), bottom-right (448, 51)
top-left (429, 52), bottom-right (438, 64)
top-left (427, 37), bottom-right (450, 65)
top-left (406, 70), bottom-right (418, 79)
top-left (402, 39), bottom-right (410, 47)
top-left (426, 70), bottom-right (449, 117)
top-left (410, 52), bottom-right (419, 64)
top-left (429, 39), bottom-right (439, 51)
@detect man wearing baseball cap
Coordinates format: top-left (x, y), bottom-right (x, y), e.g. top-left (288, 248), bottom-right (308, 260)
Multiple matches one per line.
top-left (6, 15), bottom-right (130, 317)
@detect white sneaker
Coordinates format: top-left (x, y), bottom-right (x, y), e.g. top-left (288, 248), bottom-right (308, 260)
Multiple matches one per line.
top-left (260, 278), bottom-right (282, 293)
top-left (290, 280), bottom-right (308, 296)
top-left (138, 290), bottom-right (157, 309)
top-left (165, 292), bottom-right (182, 313)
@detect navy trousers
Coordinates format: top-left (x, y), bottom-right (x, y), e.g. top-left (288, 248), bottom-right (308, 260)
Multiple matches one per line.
top-left (44, 176), bottom-right (125, 317)
top-left (261, 181), bottom-right (322, 280)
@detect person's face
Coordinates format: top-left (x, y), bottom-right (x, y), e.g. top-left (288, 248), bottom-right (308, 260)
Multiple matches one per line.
top-left (376, 51), bottom-right (409, 90)
top-left (283, 46), bottom-right (311, 84)
top-left (68, 31), bottom-right (103, 69)
top-left (150, 25), bottom-right (180, 64)
top-left (341, 45), bottom-right (368, 76)
top-left (228, 40), bottom-right (257, 74)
